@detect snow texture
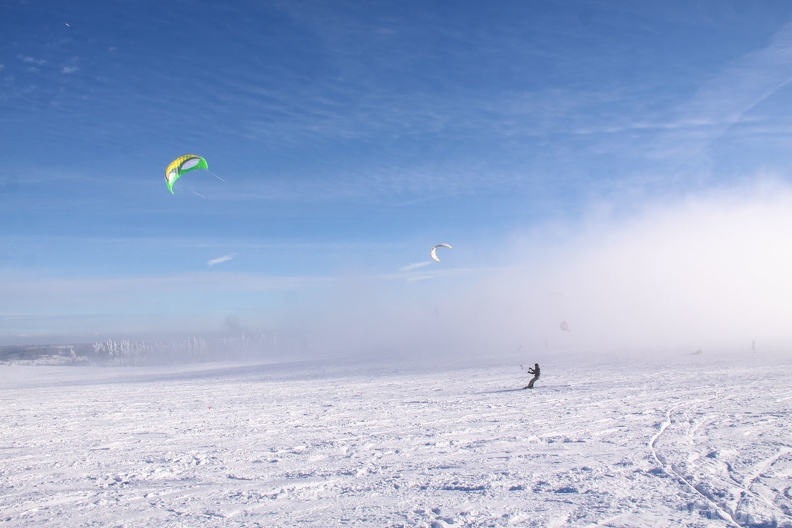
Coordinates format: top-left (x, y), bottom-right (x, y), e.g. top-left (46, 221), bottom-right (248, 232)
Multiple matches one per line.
top-left (1, 356), bottom-right (790, 527)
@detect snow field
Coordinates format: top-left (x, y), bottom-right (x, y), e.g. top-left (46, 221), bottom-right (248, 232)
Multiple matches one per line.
top-left (0, 358), bottom-right (790, 527)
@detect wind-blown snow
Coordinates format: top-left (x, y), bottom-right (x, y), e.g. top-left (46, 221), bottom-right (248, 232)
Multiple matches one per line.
top-left (1, 356), bottom-right (790, 527)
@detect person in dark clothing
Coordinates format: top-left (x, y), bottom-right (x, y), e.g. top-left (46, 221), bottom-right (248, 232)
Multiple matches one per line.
top-left (524, 363), bottom-right (540, 389)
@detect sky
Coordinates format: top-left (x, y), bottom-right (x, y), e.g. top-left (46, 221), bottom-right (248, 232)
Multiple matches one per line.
top-left (2, 0), bottom-right (792, 358)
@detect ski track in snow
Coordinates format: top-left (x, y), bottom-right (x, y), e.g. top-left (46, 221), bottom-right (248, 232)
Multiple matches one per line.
top-left (0, 358), bottom-right (791, 527)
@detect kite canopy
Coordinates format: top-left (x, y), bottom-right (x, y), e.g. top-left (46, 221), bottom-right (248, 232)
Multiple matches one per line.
top-left (165, 154), bottom-right (208, 194)
top-left (430, 243), bottom-right (452, 262)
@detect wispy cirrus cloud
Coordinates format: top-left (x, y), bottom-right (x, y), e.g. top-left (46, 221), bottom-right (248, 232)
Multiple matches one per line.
top-left (20, 56), bottom-right (47, 66)
top-left (398, 261), bottom-right (432, 272)
top-left (207, 254), bottom-right (236, 267)
top-left (647, 19), bottom-right (792, 162)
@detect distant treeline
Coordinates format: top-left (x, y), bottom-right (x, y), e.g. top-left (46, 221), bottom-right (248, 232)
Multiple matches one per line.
top-left (1, 334), bottom-right (299, 366)
top-left (91, 334), bottom-right (281, 366)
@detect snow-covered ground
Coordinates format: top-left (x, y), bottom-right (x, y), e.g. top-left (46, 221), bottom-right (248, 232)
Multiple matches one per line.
top-left (1, 355), bottom-right (790, 527)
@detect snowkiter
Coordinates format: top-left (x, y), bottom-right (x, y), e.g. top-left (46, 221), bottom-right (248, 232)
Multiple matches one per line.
top-left (525, 363), bottom-right (540, 389)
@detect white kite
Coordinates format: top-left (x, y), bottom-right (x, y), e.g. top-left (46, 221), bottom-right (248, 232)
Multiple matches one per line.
top-left (430, 243), bottom-right (452, 262)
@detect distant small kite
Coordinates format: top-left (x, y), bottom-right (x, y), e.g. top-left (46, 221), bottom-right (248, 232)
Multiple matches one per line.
top-left (430, 243), bottom-right (452, 262)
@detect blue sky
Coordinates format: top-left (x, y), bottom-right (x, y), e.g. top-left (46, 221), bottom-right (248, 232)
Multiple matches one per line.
top-left (3, 1), bottom-right (792, 355)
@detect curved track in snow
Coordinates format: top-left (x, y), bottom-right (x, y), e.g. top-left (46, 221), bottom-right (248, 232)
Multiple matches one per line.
top-left (648, 395), bottom-right (743, 527)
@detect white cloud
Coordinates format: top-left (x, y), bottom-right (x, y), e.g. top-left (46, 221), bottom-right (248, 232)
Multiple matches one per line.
top-left (398, 261), bottom-right (431, 272)
top-left (20, 56), bottom-right (47, 66)
top-left (61, 66), bottom-right (79, 74)
top-left (467, 179), bottom-right (792, 356)
top-left (207, 254), bottom-right (235, 266)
